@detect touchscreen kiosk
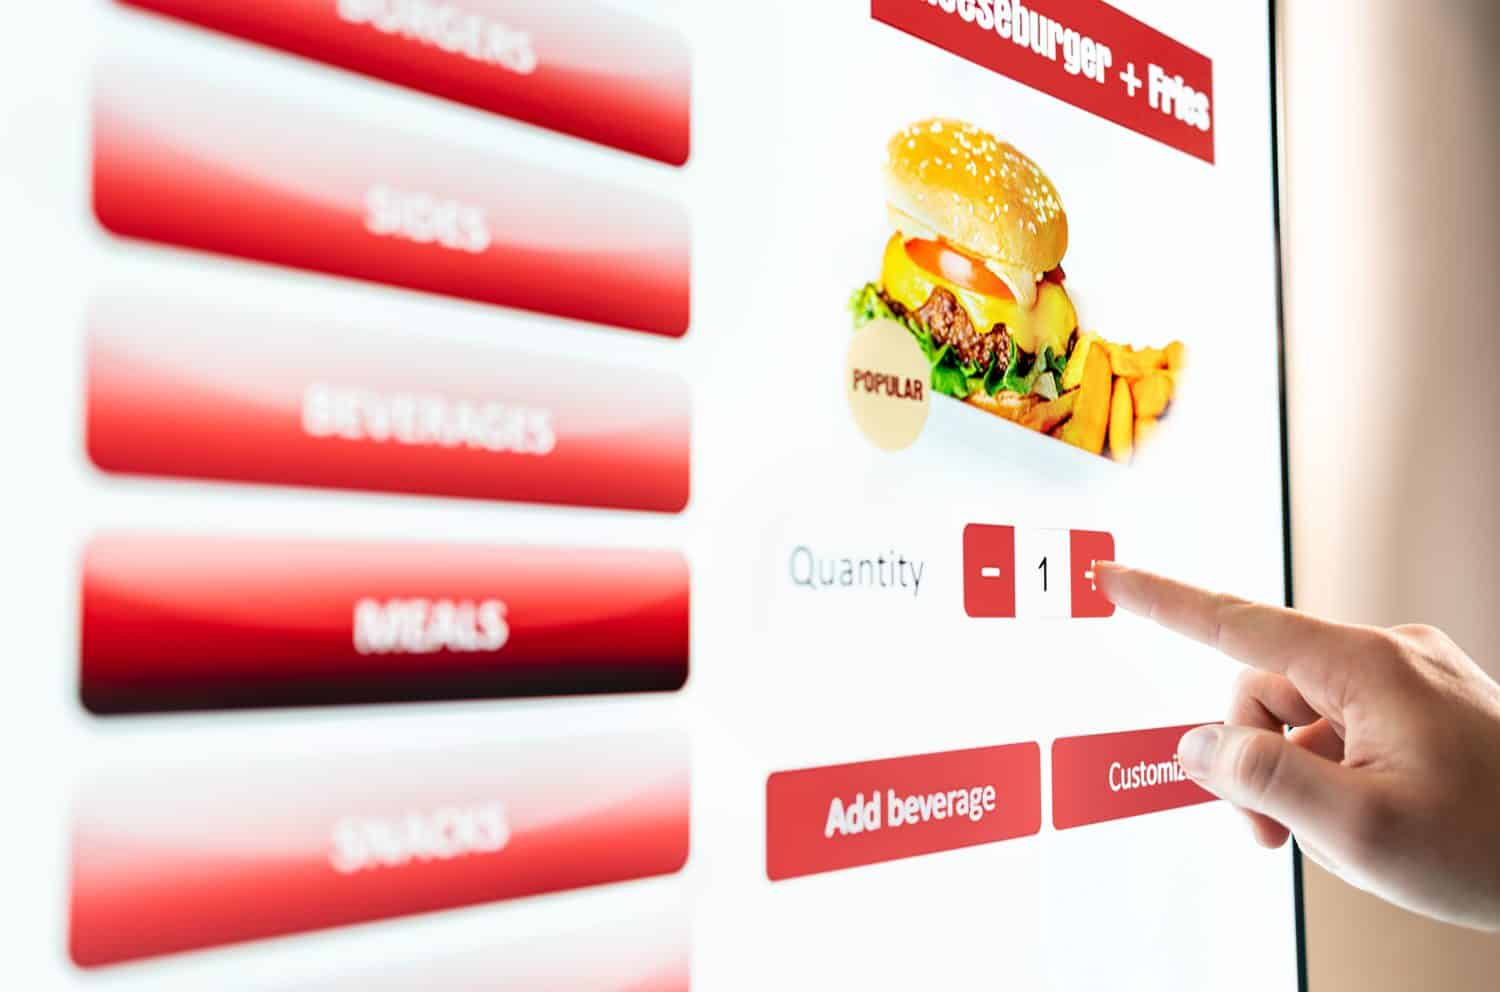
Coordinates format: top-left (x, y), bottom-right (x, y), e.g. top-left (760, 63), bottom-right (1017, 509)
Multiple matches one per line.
top-left (12, 1), bottom-right (1300, 988)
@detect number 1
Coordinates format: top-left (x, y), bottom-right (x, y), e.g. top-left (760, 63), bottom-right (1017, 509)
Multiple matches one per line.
top-left (1038, 556), bottom-right (1048, 592)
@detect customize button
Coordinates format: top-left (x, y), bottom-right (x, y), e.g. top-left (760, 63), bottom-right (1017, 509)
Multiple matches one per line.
top-left (80, 534), bottom-right (690, 714)
top-left (766, 743), bottom-right (1041, 881)
top-left (1052, 724), bottom-right (1218, 830)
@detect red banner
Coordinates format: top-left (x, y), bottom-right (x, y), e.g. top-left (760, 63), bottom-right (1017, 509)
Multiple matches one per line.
top-left (871, 0), bottom-right (1215, 163)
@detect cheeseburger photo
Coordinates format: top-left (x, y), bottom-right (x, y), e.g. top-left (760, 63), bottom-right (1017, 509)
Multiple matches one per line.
top-left (851, 118), bottom-right (1185, 462)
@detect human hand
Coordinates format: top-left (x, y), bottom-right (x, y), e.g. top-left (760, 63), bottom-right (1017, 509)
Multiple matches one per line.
top-left (1094, 562), bottom-right (1500, 931)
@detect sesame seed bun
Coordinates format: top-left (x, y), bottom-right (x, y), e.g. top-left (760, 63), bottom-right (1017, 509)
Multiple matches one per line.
top-left (884, 118), bottom-right (1067, 308)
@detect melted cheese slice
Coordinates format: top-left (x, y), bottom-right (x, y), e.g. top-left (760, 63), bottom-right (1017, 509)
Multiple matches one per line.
top-left (879, 234), bottom-right (1076, 358)
top-left (886, 207), bottom-right (1041, 308)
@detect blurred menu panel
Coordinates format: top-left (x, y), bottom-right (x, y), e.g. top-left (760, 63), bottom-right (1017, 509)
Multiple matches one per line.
top-left (85, 294), bottom-right (691, 512)
top-left (70, 731), bottom-right (691, 966)
top-left (116, 0), bottom-right (692, 164)
top-left (93, 55), bottom-right (691, 336)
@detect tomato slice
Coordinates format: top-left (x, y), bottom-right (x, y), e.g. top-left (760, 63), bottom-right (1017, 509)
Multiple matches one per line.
top-left (903, 238), bottom-right (1014, 300)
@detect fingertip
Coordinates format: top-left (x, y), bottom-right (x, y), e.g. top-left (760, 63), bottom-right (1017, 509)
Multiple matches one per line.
top-left (1253, 820), bottom-right (1292, 849)
top-left (1092, 560), bottom-right (1128, 599)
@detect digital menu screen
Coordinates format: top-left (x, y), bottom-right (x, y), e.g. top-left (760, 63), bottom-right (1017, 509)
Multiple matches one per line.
top-left (21, 0), bottom-right (1296, 987)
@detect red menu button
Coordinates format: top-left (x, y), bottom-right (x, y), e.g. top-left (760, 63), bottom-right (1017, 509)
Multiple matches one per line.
top-left (766, 743), bottom-right (1041, 881)
top-left (70, 731), bottom-right (689, 966)
top-left (93, 55), bottom-right (690, 337)
top-left (86, 293), bottom-right (691, 513)
top-left (1052, 724), bottom-right (1218, 830)
top-left (80, 534), bottom-right (690, 714)
top-left (117, 0), bottom-right (692, 166)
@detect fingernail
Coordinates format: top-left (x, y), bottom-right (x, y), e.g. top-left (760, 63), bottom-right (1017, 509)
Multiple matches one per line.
top-left (1177, 725), bottom-right (1221, 779)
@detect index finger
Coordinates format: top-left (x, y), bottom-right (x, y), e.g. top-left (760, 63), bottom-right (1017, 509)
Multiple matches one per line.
top-left (1093, 561), bottom-right (1345, 682)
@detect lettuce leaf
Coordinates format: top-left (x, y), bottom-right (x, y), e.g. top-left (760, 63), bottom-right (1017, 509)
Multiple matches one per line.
top-left (992, 344), bottom-right (1064, 397)
top-left (849, 284), bottom-right (987, 399)
top-left (848, 283), bottom-right (1067, 401)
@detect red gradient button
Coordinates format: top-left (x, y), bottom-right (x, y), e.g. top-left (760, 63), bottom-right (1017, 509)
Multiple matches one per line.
top-left (85, 294), bottom-right (691, 512)
top-left (1052, 724), bottom-right (1218, 830)
top-left (963, 523), bottom-right (1016, 618)
top-left (766, 743), bottom-right (1041, 881)
top-left (93, 56), bottom-right (690, 337)
top-left (1069, 529), bottom-right (1116, 618)
top-left (69, 731), bottom-right (690, 967)
top-left (116, 0), bottom-right (692, 166)
top-left (79, 534), bottom-right (690, 714)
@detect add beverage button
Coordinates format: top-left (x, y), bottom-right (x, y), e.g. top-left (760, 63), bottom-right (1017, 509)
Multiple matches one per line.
top-left (765, 743), bottom-right (1041, 881)
top-left (1051, 724), bottom-right (1218, 830)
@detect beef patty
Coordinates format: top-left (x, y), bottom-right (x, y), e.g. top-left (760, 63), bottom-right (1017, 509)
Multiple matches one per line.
top-left (899, 287), bottom-right (1011, 370)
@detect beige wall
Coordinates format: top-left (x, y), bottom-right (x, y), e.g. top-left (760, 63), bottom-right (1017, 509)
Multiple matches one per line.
top-left (1279, 0), bottom-right (1500, 987)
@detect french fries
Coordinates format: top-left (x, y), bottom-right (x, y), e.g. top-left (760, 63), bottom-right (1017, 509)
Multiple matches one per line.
top-left (1021, 391), bottom-right (1077, 434)
top-left (963, 329), bottom-right (1183, 465)
top-left (1108, 377), bottom-right (1134, 464)
top-left (1104, 342), bottom-right (1164, 380)
top-left (1095, 338), bottom-right (1183, 463)
top-left (1059, 342), bottom-right (1111, 455)
top-left (1130, 371), bottom-right (1173, 419)
top-left (1061, 332), bottom-right (1099, 392)
top-left (1165, 340), bottom-right (1187, 373)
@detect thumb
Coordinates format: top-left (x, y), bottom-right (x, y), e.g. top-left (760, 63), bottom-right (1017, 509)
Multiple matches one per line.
top-left (1178, 724), bottom-right (1365, 854)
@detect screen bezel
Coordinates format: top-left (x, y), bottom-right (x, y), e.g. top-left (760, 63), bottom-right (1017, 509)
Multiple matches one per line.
top-left (1266, 2), bottom-right (1308, 988)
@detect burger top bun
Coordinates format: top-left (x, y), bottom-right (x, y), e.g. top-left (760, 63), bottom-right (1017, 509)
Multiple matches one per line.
top-left (884, 118), bottom-right (1067, 308)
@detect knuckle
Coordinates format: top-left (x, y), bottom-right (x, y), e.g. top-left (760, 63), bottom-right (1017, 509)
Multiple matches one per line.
top-left (1230, 732), bottom-right (1285, 805)
top-left (1391, 624), bottom-right (1459, 664)
top-left (1340, 790), bottom-right (1401, 867)
top-left (1358, 628), bottom-right (1412, 671)
top-left (1209, 594), bottom-right (1250, 647)
top-left (1392, 623), bottom-right (1445, 651)
top-left (1231, 668), bottom-right (1264, 700)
